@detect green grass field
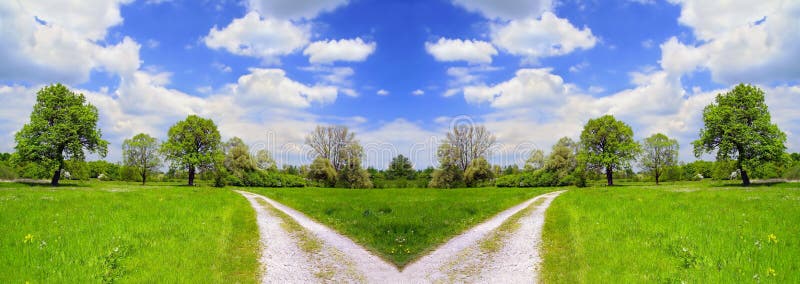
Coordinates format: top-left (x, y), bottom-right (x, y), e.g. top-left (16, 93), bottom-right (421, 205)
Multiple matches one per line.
top-left (245, 186), bottom-right (559, 267)
top-left (540, 181), bottom-right (800, 283)
top-left (0, 181), bottom-right (260, 283)
top-left (4, 179), bottom-right (799, 282)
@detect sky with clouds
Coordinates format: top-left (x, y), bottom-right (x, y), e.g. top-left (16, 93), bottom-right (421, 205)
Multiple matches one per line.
top-left (0, 0), bottom-right (798, 169)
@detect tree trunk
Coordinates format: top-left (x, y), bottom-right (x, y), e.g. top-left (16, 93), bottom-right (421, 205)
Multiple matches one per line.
top-left (51, 160), bottom-right (64, 186)
top-left (606, 165), bottom-right (613, 186)
top-left (188, 165), bottom-right (196, 186)
top-left (655, 168), bottom-right (660, 185)
top-left (741, 169), bottom-right (750, 186)
top-left (141, 171), bottom-right (147, 185)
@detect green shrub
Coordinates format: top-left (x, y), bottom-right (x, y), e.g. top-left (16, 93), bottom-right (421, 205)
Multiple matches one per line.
top-left (0, 163), bottom-right (16, 180)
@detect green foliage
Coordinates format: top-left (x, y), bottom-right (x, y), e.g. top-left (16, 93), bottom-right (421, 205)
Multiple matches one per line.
top-left (161, 115), bottom-right (222, 186)
top-left (87, 160), bottom-right (121, 180)
top-left (524, 149), bottom-right (545, 172)
top-left (464, 157), bottom-right (493, 186)
top-left (63, 160), bottom-right (89, 180)
top-left (254, 149), bottom-right (277, 171)
top-left (246, 186), bottom-right (557, 266)
top-left (0, 181), bottom-right (260, 282)
top-left (336, 143), bottom-right (373, 188)
top-left (307, 157), bottom-right (337, 187)
top-left (14, 84), bottom-right (108, 185)
top-left (545, 137), bottom-right (579, 180)
top-left (639, 133), bottom-right (680, 185)
top-left (122, 133), bottom-right (162, 184)
top-left (683, 160), bottom-right (713, 179)
top-left (386, 155), bottom-right (415, 180)
top-left (693, 84), bottom-right (787, 186)
top-left (0, 161), bottom-right (16, 180)
top-left (578, 115), bottom-right (639, 186)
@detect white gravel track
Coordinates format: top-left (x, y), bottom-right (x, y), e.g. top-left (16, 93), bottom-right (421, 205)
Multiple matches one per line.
top-left (237, 190), bottom-right (565, 283)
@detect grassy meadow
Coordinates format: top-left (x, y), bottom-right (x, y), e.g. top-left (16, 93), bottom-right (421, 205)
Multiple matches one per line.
top-left (245, 186), bottom-right (560, 267)
top-left (540, 181), bottom-right (800, 283)
top-left (0, 181), bottom-right (260, 283)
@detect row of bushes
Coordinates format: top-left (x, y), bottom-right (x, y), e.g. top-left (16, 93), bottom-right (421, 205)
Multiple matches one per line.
top-left (223, 170), bottom-right (305, 187)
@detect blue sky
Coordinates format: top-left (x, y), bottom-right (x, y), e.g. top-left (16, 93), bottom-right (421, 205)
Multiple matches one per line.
top-left (0, 0), bottom-right (798, 169)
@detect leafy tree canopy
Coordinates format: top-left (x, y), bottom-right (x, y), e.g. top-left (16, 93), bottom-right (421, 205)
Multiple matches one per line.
top-left (14, 84), bottom-right (108, 186)
top-left (693, 84), bottom-right (786, 186)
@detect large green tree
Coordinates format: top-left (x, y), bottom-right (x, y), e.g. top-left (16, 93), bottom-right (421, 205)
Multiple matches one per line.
top-left (122, 133), bottom-right (162, 185)
top-left (693, 84), bottom-right (786, 186)
top-left (578, 115), bottom-right (639, 186)
top-left (14, 84), bottom-right (108, 186)
top-left (161, 115), bottom-right (222, 186)
top-left (639, 133), bottom-right (679, 185)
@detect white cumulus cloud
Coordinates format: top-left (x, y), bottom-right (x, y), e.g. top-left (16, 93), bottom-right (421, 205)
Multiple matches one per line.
top-left (425, 38), bottom-right (498, 64)
top-left (491, 12), bottom-right (597, 63)
top-left (303, 38), bottom-right (376, 64)
top-left (204, 12), bottom-right (309, 63)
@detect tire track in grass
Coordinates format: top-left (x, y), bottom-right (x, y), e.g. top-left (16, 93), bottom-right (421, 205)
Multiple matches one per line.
top-left (238, 189), bottom-right (565, 283)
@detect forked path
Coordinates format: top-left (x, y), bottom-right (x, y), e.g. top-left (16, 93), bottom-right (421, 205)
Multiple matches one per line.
top-left (237, 190), bottom-right (565, 283)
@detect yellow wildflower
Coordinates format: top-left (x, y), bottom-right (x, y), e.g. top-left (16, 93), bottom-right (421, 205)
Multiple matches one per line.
top-left (24, 234), bottom-right (33, 244)
top-left (767, 267), bottom-right (776, 277)
top-left (767, 234), bottom-right (778, 244)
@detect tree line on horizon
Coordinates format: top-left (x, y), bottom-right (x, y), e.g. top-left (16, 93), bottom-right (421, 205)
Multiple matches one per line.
top-left (1, 83), bottom-right (796, 187)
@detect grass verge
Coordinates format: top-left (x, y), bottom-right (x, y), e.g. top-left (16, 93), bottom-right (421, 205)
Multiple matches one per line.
top-left (540, 181), bottom-right (800, 283)
top-left (0, 181), bottom-right (260, 283)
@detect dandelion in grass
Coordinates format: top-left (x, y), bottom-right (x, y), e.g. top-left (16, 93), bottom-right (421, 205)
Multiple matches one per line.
top-left (767, 234), bottom-right (778, 244)
top-left (24, 234), bottom-right (33, 244)
top-left (767, 267), bottom-right (776, 277)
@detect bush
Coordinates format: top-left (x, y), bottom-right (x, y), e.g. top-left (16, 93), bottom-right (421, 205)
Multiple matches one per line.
top-left (0, 162), bottom-right (16, 180)
top-left (784, 165), bottom-right (800, 180)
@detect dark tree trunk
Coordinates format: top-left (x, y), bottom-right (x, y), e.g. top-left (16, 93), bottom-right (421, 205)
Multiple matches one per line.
top-left (741, 169), bottom-right (750, 186)
top-left (141, 171), bottom-right (147, 185)
top-left (655, 169), bottom-right (660, 185)
top-left (606, 165), bottom-right (614, 186)
top-left (51, 160), bottom-right (64, 186)
top-left (188, 165), bottom-right (196, 186)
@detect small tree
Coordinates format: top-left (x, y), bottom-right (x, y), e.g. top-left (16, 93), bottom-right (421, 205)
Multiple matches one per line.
top-left (693, 84), bottom-right (786, 186)
top-left (386, 154), bottom-right (415, 179)
top-left (308, 157), bottom-right (336, 187)
top-left (578, 115), bottom-right (639, 186)
top-left (223, 137), bottom-right (257, 175)
top-left (161, 115), bottom-right (222, 186)
top-left (639, 133), bottom-right (679, 185)
top-left (545, 137), bottom-right (578, 179)
top-left (255, 149), bottom-right (277, 171)
top-left (429, 143), bottom-right (464, 188)
top-left (122, 133), bottom-right (162, 185)
top-left (524, 149), bottom-right (545, 172)
top-left (465, 157), bottom-right (493, 186)
top-left (337, 143), bottom-right (372, 188)
top-left (14, 84), bottom-right (108, 186)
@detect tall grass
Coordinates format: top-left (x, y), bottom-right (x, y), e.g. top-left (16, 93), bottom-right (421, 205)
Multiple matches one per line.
top-left (245, 186), bottom-right (559, 267)
top-left (540, 181), bottom-right (800, 283)
top-left (0, 181), bottom-right (259, 283)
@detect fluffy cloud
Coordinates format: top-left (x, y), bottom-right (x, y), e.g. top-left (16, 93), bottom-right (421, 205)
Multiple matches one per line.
top-left (303, 38), bottom-right (377, 64)
top-left (425, 38), bottom-right (498, 64)
top-left (246, 0), bottom-right (349, 20)
top-left (462, 68), bottom-right (575, 108)
top-left (491, 12), bottom-right (597, 63)
top-left (377, 89), bottom-right (389, 96)
top-left (661, 0), bottom-right (800, 84)
top-left (451, 0), bottom-right (553, 20)
top-left (412, 89), bottom-right (425, 96)
top-left (0, 1), bottom-right (140, 84)
top-left (204, 12), bottom-right (309, 63)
